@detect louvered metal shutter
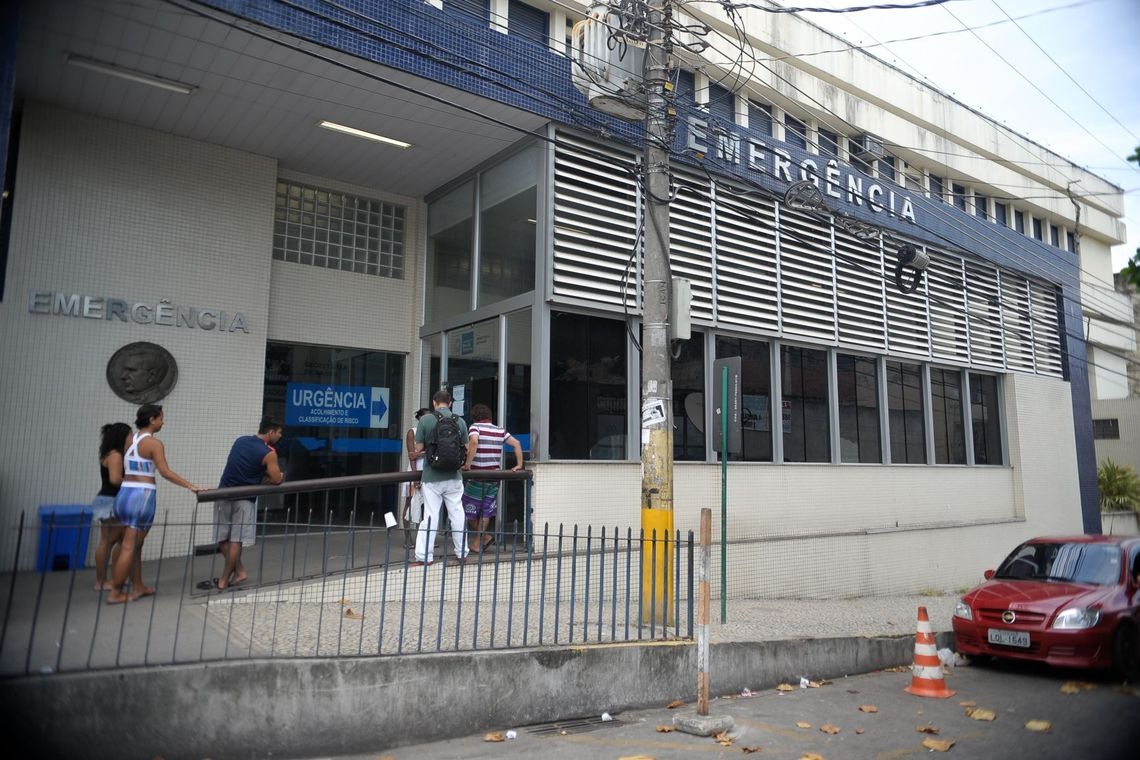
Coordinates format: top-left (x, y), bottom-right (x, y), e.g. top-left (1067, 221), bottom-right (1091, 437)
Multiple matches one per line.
top-left (777, 207), bottom-right (836, 341)
top-left (927, 249), bottom-right (970, 364)
top-left (998, 272), bottom-right (1035, 373)
top-left (834, 227), bottom-right (886, 350)
top-left (1029, 282), bottom-right (1064, 377)
top-left (964, 260), bottom-right (1004, 368)
top-left (552, 132), bottom-right (639, 310)
top-left (713, 186), bottom-right (779, 332)
top-left (670, 174), bottom-right (714, 322)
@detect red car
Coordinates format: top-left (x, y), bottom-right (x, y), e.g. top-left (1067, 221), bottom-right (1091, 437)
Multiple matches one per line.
top-left (952, 535), bottom-right (1140, 679)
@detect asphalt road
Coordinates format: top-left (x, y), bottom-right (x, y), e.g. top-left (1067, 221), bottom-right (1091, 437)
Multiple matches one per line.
top-left (325, 660), bottom-right (1140, 759)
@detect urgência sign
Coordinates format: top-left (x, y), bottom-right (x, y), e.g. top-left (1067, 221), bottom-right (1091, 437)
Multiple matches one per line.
top-left (28, 290), bottom-right (249, 334)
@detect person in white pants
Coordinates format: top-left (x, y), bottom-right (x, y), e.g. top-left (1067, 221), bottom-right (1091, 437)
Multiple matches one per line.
top-left (410, 390), bottom-right (469, 566)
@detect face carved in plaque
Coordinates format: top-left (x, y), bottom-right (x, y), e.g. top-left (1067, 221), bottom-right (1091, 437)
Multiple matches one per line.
top-left (107, 342), bottom-right (178, 404)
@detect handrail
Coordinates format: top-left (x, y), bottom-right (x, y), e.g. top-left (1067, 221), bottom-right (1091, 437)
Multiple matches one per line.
top-left (197, 468), bottom-right (533, 503)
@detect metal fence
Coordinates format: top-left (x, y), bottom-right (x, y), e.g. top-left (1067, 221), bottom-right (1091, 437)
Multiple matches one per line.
top-left (0, 471), bottom-right (694, 676)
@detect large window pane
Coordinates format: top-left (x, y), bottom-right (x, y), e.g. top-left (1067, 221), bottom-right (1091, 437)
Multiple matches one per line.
top-left (503, 310), bottom-right (532, 533)
top-left (426, 181), bottom-right (473, 322)
top-left (447, 318), bottom-right (500, 421)
top-left (478, 145), bottom-right (539, 306)
top-left (715, 336), bottom-right (772, 462)
top-left (887, 361), bottom-right (925, 464)
top-left (970, 373), bottom-right (1003, 465)
top-left (673, 336), bottom-right (705, 461)
top-left (549, 313), bottom-right (627, 459)
top-left (781, 345), bottom-right (830, 463)
top-left (931, 367), bottom-right (966, 464)
top-left (837, 354), bottom-right (881, 463)
top-left (263, 343), bottom-right (405, 526)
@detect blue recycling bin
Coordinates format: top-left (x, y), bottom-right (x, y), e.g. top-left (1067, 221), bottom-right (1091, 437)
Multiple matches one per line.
top-left (36, 504), bottom-right (93, 572)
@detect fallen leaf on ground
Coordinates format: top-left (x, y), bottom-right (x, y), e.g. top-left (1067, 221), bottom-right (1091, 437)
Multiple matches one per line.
top-left (1060, 681), bottom-right (1096, 694)
top-left (338, 597), bottom-right (351, 605)
top-left (965, 707), bottom-right (996, 722)
top-left (1025, 720), bottom-right (1052, 733)
top-left (795, 721), bottom-right (812, 729)
top-left (714, 731), bottom-right (733, 747)
top-left (858, 705), bottom-right (878, 713)
top-left (820, 724), bottom-right (841, 735)
top-left (855, 729), bottom-right (865, 735)
top-left (799, 754), bottom-right (825, 760)
top-left (666, 700), bottom-right (685, 709)
top-left (916, 725), bottom-right (941, 735)
top-left (484, 732), bottom-right (505, 742)
top-left (742, 747), bottom-right (761, 754)
top-left (922, 738), bottom-right (955, 752)
top-left (655, 725), bottom-right (674, 733)
top-left (846, 689), bottom-right (859, 694)
top-left (776, 683), bottom-right (795, 692)
top-left (343, 608), bottom-right (363, 620)
top-left (807, 681), bottom-right (823, 688)
top-left (941, 665), bottom-right (952, 676)
top-left (958, 700), bottom-right (976, 707)
top-left (884, 665), bottom-right (909, 672)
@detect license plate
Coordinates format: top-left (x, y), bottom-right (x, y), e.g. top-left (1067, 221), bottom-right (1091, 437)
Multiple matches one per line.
top-left (988, 628), bottom-right (1030, 648)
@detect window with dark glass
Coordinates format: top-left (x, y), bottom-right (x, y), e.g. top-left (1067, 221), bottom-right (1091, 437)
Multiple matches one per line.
top-left (1066, 229), bottom-right (1076, 253)
top-left (508, 0), bottom-right (548, 44)
top-left (676, 70), bottom-right (696, 108)
top-left (785, 115), bottom-right (807, 149)
top-left (952, 183), bottom-right (967, 211)
top-left (994, 202), bottom-right (1008, 226)
top-left (748, 100), bottom-right (773, 136)
top-left (877, 155), bottom-right (896, 183)
top-left (887, 361), bottom-right (925, 464)
top-left (262, 342), bottom-right (405, 526)
top-left (1092, 419), bottom-right (1120, 440)
top-left (929, 174), bottom-right (944, 202)
top-left (931, 367), bottom-right (966, 464)
top-left (707, 82), bottom-right (734, 122)
top-left (974, 192), bottom-right (988, 220)
top-left (478, 144), bottom-right (539, 307)
top-left (837, 354), bottom-right (881, 463)
top-left (818, 129), bottom-right (839, 158)
top-left (549, 312), bottom-right (627, 460)
top-left (969, 373), bottom-right (1002, 465)
top-left (781, 345), bottom-right (830, 463)
top-left (716, 336), bottom-right (772, 462)
top-left (1050, 224), bottom-right (1060, 247)
top-left (443, 0), bottom-right (490, 24)
top-left (1032, 217), bottom-right (1043, 240)
top-left (1014, 209), bottom-right (1025, 234)
top-left (673, 336), bottom-right (705, 461)
top-left (426, 181), bottom-right (474, 322)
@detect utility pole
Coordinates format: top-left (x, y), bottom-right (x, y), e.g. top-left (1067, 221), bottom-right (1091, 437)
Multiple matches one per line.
top-left (640, 0), bottom-right (674, 624)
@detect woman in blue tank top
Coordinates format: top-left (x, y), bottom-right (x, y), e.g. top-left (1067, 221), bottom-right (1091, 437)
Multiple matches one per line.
top-left (107, 404), bottom-right (204, 604)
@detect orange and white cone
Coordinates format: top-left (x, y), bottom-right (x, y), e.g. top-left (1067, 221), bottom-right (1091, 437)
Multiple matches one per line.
top-left (903, 606), bottom-right (955, 698)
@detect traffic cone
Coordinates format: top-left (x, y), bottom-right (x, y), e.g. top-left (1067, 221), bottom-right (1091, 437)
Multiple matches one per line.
top-left (903, 606), bottom-right (955, 698)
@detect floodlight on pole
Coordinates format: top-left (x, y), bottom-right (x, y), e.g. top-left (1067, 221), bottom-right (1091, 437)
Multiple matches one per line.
top-left (894, 243), bottom-right (930, 294)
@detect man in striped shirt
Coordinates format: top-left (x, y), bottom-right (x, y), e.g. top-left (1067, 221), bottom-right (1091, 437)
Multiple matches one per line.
top-left (462, 403), bottom-right (524, 553)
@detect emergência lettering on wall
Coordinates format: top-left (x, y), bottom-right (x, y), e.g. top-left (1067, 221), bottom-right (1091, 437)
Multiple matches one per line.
top-left (27, 290), bottom-right (250, 334)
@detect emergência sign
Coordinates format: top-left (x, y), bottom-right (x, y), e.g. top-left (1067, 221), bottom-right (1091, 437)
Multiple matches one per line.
top-left (28, 290), bottom-right (250, 334)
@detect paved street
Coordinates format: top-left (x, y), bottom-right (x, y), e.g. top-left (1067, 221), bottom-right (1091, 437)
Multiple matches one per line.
top-left (322, 660), bottom-right (1140, 759)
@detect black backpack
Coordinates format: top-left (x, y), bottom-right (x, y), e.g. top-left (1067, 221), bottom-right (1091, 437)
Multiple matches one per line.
top-left (426, 411), bottom-right (465, 471)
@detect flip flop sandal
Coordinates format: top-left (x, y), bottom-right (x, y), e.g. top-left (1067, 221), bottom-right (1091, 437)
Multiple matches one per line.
top-left (197, 578), bottom-right (227, 591)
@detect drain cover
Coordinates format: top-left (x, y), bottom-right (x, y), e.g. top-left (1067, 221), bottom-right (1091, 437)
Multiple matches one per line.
top-left (526, 716), bottom-right (625, 736)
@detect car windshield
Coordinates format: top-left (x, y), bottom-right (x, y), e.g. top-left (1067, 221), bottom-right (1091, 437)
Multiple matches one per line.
top-left (994, 542), bottom-right (1121, 585)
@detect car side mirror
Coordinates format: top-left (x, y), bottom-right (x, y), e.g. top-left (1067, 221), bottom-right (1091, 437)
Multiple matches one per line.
top-left (983, 569), bottom-right (995, 581)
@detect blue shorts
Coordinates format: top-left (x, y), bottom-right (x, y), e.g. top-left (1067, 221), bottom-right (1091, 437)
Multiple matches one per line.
top-left (91, 494), bottom-right (116, 522)
top-left (113, 485), bottom-right (157, 532)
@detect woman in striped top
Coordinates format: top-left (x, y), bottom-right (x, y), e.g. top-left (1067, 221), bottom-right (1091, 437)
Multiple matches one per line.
top-left (462, 403), bottom-right (524, 553)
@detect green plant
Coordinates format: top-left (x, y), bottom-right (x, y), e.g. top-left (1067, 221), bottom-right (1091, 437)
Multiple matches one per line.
top-left (1097, 459), bottom-right (1140, 513)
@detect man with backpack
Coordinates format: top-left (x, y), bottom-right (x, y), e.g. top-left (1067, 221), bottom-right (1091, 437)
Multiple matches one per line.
top-left (410, 389), bottom-right (469, 566)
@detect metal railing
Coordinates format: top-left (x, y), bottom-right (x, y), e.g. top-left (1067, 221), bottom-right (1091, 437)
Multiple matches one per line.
top-left (0, 471), bottom-right (694, 676)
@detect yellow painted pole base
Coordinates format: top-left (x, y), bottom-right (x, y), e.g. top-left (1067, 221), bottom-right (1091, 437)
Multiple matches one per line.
top-left (640, 507), bottom-right (675, 625)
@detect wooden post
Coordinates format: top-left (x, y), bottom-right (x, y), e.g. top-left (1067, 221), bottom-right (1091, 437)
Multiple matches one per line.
top-left (697, 507), bottom-right (711, 716)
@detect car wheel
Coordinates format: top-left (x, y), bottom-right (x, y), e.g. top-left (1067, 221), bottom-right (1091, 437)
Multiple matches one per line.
top-left (1113, 623), bottom-right (1140, 682)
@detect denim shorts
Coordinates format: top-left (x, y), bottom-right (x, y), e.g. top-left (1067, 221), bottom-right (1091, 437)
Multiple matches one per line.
top-left (91, 494), bottom-right (116, 522)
